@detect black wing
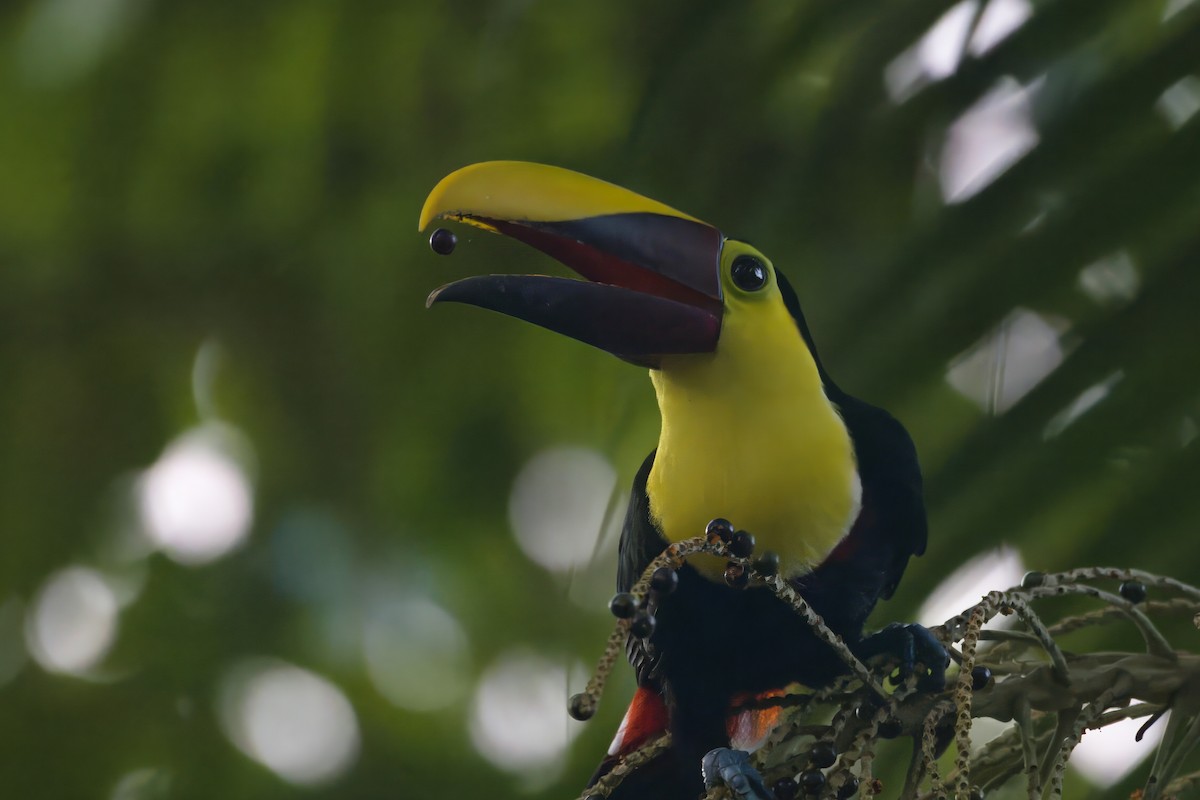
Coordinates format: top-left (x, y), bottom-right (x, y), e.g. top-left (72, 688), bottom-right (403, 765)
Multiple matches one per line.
top-left (618, 451), bottom-right (665, 594)
top-left (617, 451), bottom-right (669, 689)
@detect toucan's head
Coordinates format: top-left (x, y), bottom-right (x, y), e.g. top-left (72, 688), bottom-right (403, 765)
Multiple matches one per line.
top-left (420, 161), bottom-right (813, 372)
top-left (421, 162), bottom-right (861, 575)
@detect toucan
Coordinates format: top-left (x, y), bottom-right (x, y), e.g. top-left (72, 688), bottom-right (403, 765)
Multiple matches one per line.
top-left (420, 162), bottom-right (943, 799)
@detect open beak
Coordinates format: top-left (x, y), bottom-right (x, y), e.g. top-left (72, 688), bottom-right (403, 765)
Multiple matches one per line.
top-left (420, 161), bottom-right (725, 368)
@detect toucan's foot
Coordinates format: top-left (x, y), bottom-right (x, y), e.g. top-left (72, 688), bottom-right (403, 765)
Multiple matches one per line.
top-left (701, 748), bottom-right (772, 800)
top-left (854, 623), bottom-right (949, 691)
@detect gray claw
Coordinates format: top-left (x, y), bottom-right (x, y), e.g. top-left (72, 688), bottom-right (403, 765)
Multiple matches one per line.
top-left (701, 748), bottom-right (773, 800)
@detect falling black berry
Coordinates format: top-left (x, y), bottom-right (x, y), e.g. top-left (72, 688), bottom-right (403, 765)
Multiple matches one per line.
top-left (971, 665), bottom-right (993, 691)
top-left (1119, 580), bottom-right (1148, 604)
top-left (836, 777), bottom-right (861, 799)
top-left (631, 610), bottom-right (657, 638)
top-left (809, 741), bottom-right (837, 768)
top-left (752, 551), bottom-right (780, 577)
top-left (609, 592), bottom-right (639, 619)
top-left (1021, 571), bottom-right (1045, 589)
top-left (724, 562), bottom-right (748, 589)
top-left (568, 693), bottom-right (594, 721)
top-left (429, 227), bottom-right (457, 255)
top-left (799, 769), bottom-right (826, 794)
top-left (729, 530), bottom-right (756, 558)
top-left (772, 777), bottom-right (798, 800)
top-left (706, 518), bottom-right (734, 544)
top-left (650, 566), bottom-right (679, 595)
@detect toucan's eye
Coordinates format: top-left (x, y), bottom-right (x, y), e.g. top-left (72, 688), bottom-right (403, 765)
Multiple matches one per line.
top-left (731, 255), bottom-right (768, 292)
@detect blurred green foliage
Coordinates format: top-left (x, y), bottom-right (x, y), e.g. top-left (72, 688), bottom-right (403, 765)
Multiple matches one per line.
top-left (1, 0), bottom-right (1198, 798)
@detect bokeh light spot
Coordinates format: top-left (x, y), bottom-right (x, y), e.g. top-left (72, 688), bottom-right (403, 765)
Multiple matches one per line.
top-left (1071, 711), bottom-right (1167, 787)
top-left (1043, 371), bottom-right (1124, 439)
top-left (946, 308), bottom-right (1067, 414)
top-left (138, 424), bottom-right (254, 565)
top-left (969, 0), bottom-right (1032, 56)
top-left (939, 76), bottom-right (1041, 202)
top-left (219, 660), bottom-right (360, 786)
top-left (885, 0), bottom-right (976, 102)
top-left (26, 566), bottom-right (119, 675)
top-left (1164, 0), bottom-right (1198, 22)
top-left (883, 0), bottom-right (1030, 103)
top-left (469, 650), bottom-right (584, 777)
top-left (509, 446), bottom-right (617, 572)
top-left (919, 546), bottom-right (1025, 627)
top-left (1156, 75), bottom-right (1200, 130)
top-left (16, 0), bottom-right (142, 86)
top-left (363, 596), bottom-right (470, 712)
top-left (917, 1), bottom-right (977, 80)
top-left (1078, 250), bottom-right (1140, 305)
top-left (109, 766), bottom-right (172, 800)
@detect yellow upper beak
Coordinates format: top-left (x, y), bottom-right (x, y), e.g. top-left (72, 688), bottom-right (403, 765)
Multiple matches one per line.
top-left (418, 161), bottom-right (705, 233)
top-left (419, 161), bottom-right (727, 367)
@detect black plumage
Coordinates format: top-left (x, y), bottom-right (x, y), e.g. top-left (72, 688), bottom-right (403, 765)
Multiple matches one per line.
top-left (596, 271), bottom-right (927, 799)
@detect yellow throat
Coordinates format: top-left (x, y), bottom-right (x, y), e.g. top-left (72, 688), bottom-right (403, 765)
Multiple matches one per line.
top-left (645, 244), bottom-right (861, 580)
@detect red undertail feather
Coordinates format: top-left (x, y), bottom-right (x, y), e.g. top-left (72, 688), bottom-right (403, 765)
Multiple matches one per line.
top-left (726, 689), bottom-right (786, 752)
top-left (608, 687), bottom-right (670, 757)
top-left (606, 687), bottom-right (786, 760)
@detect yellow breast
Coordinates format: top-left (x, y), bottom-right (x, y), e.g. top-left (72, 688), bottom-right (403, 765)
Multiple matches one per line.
top-left (646, 284), bottom-right (861, 580)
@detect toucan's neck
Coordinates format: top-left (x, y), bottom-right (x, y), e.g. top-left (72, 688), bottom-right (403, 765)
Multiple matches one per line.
top-left (646, 301), bottom-right (861, 580)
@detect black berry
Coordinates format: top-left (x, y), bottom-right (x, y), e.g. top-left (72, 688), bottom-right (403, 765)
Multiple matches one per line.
top-left (650, 567), bottom-right (679, 595)
top-left (752, 551), bottom-right (780, 577)
top-left (1021, 571), bottom-right (1045, 589)
top-left (724, 562), bottom-right (748, 589)
top-left (772, 777), bottom-right (798, 800)
top-left (429, 227), bottom-right (457, 255)
top-left (568, 693), bottom-right (593, 721)
top-left (971, 665), bottom-right (993, 691)
top-left (706, 518), bottom-right (734, 544)
top-left (968, 787), bottom-right (985, 800)
top-left (631, 610), bottom-right (656, 638)
top-left (1119, 581), bottom-right (1147, 604)
top-left (855, 694), bottom-right (884, 721)
top-left (809, 741), bottom-right (837, 768)
top-left (729, 530), bottom-right (756, 558)
top-left (837, 777), bottom-right (861, 799)
top-left (609, 592), bottom-right (639, 619)
top-left (799, 769), bottom-right (825, 794)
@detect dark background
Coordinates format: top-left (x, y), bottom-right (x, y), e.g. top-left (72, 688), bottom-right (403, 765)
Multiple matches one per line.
top-left (2, 1), bottom-right (1198, 798)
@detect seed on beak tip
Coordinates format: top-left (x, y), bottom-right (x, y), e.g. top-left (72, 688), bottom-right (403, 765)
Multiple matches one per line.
top-left (429, 227), bottom-right (457, 255)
